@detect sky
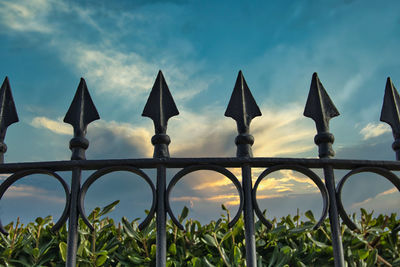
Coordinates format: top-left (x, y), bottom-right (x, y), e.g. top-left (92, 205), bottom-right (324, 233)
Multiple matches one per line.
top-left (0, 0), bottom-right (399, 226)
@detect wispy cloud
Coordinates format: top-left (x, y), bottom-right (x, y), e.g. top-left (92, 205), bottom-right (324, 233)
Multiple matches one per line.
top-left (30, 116), bottom-right (154, 158)
top-left (0, 0), bottom-right (53, 33)
top-left (350, 187), bottom-right (398, 210)
top-left (4, 184), bottom-right (65, 204)
top-left (31, 117), bottom-right (71, 135)
top-left (0, 0), bottom-right (213, 105)
top-left (360, 122), bottom-right (391, 140)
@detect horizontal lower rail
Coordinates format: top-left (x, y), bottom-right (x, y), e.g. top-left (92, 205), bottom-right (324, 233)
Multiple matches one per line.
top-left (0, 157), bottom-right (399, 173)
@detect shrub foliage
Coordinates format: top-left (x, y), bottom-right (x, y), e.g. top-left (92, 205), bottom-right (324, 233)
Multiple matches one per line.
top-left (0, 201), bottom-right (399, 266)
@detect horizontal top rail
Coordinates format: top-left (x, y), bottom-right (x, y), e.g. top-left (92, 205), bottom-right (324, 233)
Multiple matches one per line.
top-left (0, 157), bottom-right (399, 172)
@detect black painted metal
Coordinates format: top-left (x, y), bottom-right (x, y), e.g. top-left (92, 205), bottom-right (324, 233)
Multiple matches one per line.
top-left (225, 71), bottom-right (261, 266)
top-left (253, 164), bottom-right (329, 230)
top-left (64, 78), bottom-right (100, 267)
top-left (304, 73), bottom-right (345, 267)
top-left (0, 77), bottom-right (18, 164)
top-left (166, 165), bottom-right (244, 230)
top-left (0, 71), bottom-right (399, 267)
top-left (142, 71), bottom-right (178, 267)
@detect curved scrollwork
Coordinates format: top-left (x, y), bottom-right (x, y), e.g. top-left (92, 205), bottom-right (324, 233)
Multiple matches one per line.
top-left (78, 166), bottom-right (156, 231)
top-left (336, 167), bottom-right (400, 231)
top-left (253, 164), bottom-right (329, 230)
top-left (0, 169), bottom-right (70, 235)
top-left (166, 165), bottom-right (244, 230)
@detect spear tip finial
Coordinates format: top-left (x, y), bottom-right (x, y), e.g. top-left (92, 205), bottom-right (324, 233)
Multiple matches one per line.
top-left (304, 73), bottom-right (339, 132)
top-left (0, 76), bottom-right (19, 131)
top-left (304, 73), bottom-right (339, 158)
top-left (380, 77), bottom-right (400, 134)
top-left (142, 71), bottom-right (179, 158)
top-left (224, 71), bottom-right (261, 131)
top-left (63, 78), bottom-right (100, 129)
top-left (225, 71), bottom-right (261, 157)
top-left (142, 71), bottom-right (179, 133)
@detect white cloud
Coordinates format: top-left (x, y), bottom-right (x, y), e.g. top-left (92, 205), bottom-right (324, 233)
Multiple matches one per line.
top-left (63, 44), bottom-right (155, 99)
top-left (30, 116), bottom-right (154, 157)
top-left (360, 122), bottom-right (391, 140)
top-left (0, 0), bottom-right (53, 33)
top-left (350, 187), bottom-right (399, 211)
top-left (31, 117), bottom-right (71, 135)
top-left (4, 184), bottom-right (65, 204)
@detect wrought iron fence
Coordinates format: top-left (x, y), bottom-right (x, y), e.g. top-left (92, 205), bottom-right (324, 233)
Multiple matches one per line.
top-left (0, 71), bottom-right (400, 267)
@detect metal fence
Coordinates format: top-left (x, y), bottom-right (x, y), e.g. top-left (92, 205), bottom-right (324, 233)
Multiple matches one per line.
top-left (0, 71), bottom-right (399, 267)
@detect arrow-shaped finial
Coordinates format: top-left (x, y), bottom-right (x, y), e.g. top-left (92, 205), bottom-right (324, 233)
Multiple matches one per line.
top-left (225, 71), bottom-right (261, 157)
top-left (142, 71), bottom-right (179, 134)
top-left (64, 78), bottom-right (99, 160)
top-left (142, 71), bottom-right (179, 158)
top-left (304, 73), bottom-right (340, 133)
top-left (64, 78), bottom-right (100, 136)
top-left (380, 77), bottom-right (400, 160)
top-left (380, 77), bottom-right (400, 135)
top-left (0, 77), bottom-right (19, 163)
top-left (225, 71), bottom-right (261, 134)
top-left (304, 73), bottom-right (339, 158)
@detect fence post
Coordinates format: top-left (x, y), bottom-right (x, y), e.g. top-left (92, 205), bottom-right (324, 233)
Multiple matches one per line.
top-left (64, 78), bottom-right (99, 267)
top-left (380, 77), bottom-right (400, 233)
top-left (225, 71), bottom-right (261, 266)
top-left (304, 73), bottom-right (345, 267)
top-left (143, 71), bottom-right (179, 267)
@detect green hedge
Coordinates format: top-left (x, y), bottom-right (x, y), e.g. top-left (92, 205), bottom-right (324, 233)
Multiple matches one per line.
top-left (1, 201), bottom-right (399, 266)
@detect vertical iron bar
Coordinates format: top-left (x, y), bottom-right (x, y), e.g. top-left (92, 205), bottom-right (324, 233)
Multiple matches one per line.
top-left (142, 71), bottom-right (179, 267)
top-left (323, 165), bottom-right (345, 267)
top-left (304, 73), bottom-right (344, 266)
top-left (66, 167), bottom-right (81, 267)
top-left (156, 165), bottom-right (167, 267)
top-left (225, 72), bottom-right (261, 266)
top-left (63, 78), bottom-right (99, 267)
top-left (242, 164), bottom-right (256, 267)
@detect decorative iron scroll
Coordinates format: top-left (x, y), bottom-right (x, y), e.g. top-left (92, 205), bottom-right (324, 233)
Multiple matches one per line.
top-left (0, 72), bottom-right (399, 267)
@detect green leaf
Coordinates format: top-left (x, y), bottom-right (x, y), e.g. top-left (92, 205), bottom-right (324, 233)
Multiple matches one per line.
top-left (169, 243), bottom-right (177, 255)
top-left (32, 247), bottom-right (39, 259)
top-left (202, 234), bottom-right (217, 247)
top-left (99, 200), bottom-right (120, 217)
top-left (203, 257), bottom-right (216, 267)
top-left (270, 225), bottom-right (287, 234)
top-left (192, 257), bottom-right (201, 267)
top-left (305, 210), bottom-right (316, 222)
top-left (357, 249), bottom-right (369, 260)
top-left (59, 242), bottom-right (67, 262)
top-left (268, 246), bottom-right (279, 267)
top-left (366, 249), bottom-right (378, 267)
top-left (150, 244), bottom-right (157, 258)
top-left (35, 217), bottom-right (44, 225)
top-left (179, 206), bottom-right (189, 223)
top-left (96, 254), bottom-right (108, 266)
top-left (233, 245), bottom-right (241, 263)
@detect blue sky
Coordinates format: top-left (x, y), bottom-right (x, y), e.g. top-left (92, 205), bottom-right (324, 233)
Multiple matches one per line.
top-left (0, 0), bottom-right (399, 225)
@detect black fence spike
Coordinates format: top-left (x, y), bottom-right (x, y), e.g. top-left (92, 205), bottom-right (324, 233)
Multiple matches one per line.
top-left (64, 78), bottom-right (99, 160)
top-left (0, 77), bottom-right (19, 163)
top-left (225, 70), bottom-right (261, 134)
top-left (304, 73), bottom-right (339, 158)
top-left (0, 77), bottom-right (19, 135)
top-left (142, 71), bottom-right (179, 158)
top-left (225, 71), bottom-right (261, 157)
top-left (64, 78), bottom-right (100, 135)
top-left (304, 72), bottom-right (339, 133)
top-left (380, 77), bottom-right (400, 134)
top-left (380, 77), bottom-right (400, 160)
top-left (142, 70), bottom-right (179, 135)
